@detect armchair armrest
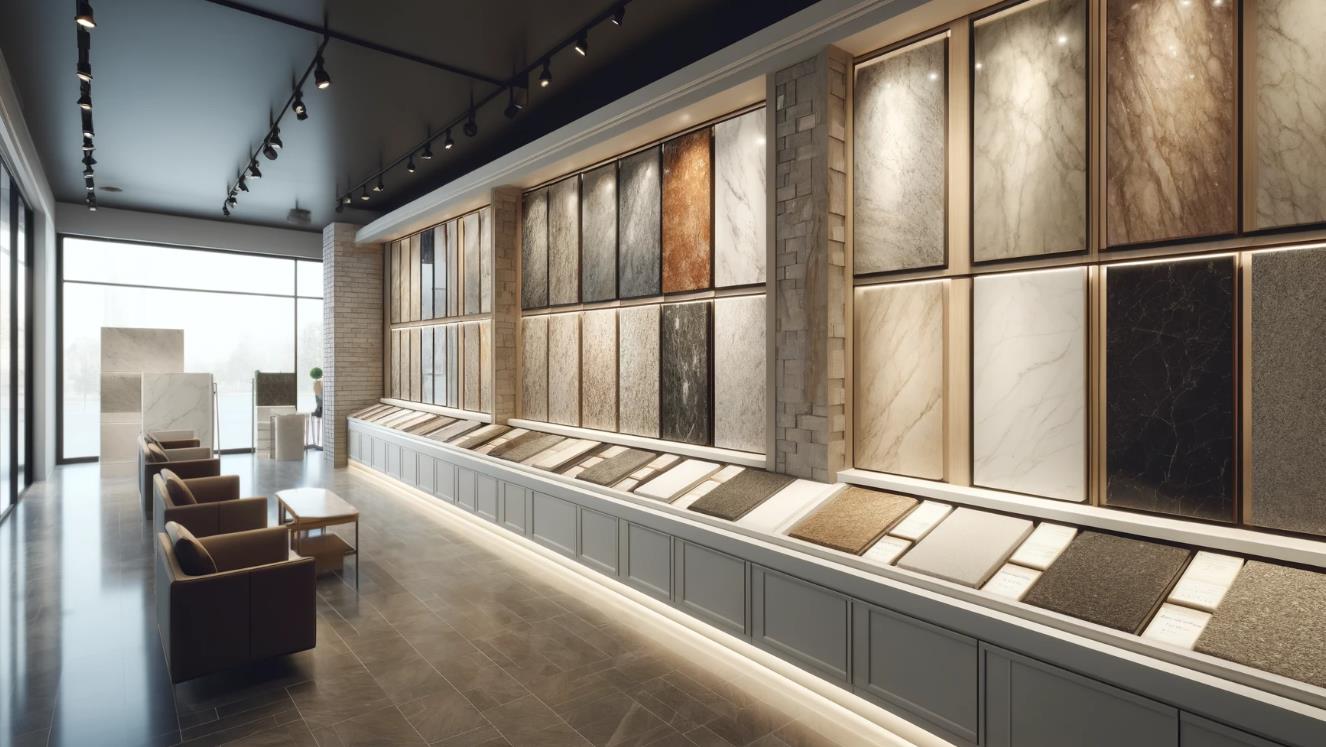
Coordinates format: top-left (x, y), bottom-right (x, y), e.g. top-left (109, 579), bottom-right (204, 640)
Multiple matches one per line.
top-left (153, 458), bottom-right (221, 480)
top-left (185, 475), bottom-right (240, 504)
top-left (216, 497), bottom-right (268, 535)
top-left (199, 526), bottom-right (291, 572)
top-left (165, 446), bottom-right (212, 461)
top-left (158, 438), bottom-right (201, 449)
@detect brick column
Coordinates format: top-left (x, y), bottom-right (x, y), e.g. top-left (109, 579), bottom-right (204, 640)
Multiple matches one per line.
top-left (322, 222), bottom-right (383, 467)
top-left (489, 187), bottom-right (521, 423)
top-left (773, 47), bottom-right (850, 482)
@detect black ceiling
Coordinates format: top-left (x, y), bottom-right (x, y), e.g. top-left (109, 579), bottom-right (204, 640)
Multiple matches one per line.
top-left (0, 0), bottom-right (813, 231)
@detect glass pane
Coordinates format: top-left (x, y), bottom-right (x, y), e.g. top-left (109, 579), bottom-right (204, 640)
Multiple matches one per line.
top-left (296, 298), bottom-right (323, 413)
top-left (296, 260), bottom-right (323, 298)
top-left (15, 202), bottom-right (26, 492)
top-left (63, 237), bottom-right (296, 295)
top-left (0, 174), bottom-right (11, 506)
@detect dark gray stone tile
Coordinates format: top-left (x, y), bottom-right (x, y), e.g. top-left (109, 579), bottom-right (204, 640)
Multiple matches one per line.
top-left (618, 147), bottom-right (661, 299)
top-left (660, 302), bottom-right (710, 445)
top-left (688, 470), bottom-right (792, 522)
top-left (581, 163), bottom-right (618, 303)
top-left (255, 372), bottom-right (297, 407)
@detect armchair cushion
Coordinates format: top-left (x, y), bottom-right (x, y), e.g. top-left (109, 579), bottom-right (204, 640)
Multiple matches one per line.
top-left (145, 443), bottom-right (170, 463)
top-left (185, 475), bottom-right (241, 504)
top-left (164, 521), bottom-right (217, 576)
top-left (199, 526), bottom-right (291, 572)
top-left (161, 470), bottom-right (197, 505)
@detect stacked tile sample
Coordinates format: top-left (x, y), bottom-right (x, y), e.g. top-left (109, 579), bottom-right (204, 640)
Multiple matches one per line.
top-left (689, 469), bottom-right (795, 521)
top-left (897, 508), bottom-right (1033, 588)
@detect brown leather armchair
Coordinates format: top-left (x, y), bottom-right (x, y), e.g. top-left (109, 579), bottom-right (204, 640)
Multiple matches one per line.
top-left (152, 472), bottom-right (267, 538)
top-left (138, 436), bottom-right (219, 515)
top-left (155, 524), bottom-right (316, 683)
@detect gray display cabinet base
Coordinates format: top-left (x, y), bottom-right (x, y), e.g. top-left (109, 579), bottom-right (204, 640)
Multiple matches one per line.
top-left (347, 421), bottom-right (1323, 747)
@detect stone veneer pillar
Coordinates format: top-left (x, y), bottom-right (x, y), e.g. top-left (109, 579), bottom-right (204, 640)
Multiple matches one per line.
top-left (322, 222), bottom-right (383, 467)
top-left (489, 187), bottom-right (521, 424)
top-left (773, 47), bottom-right (850, 482)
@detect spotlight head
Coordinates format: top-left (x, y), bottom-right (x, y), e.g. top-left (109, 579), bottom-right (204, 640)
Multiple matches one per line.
top-left (76, 61), bottom-right (93, 82)
top-left (504, 95), bottom-right (519, 119)
top-left (463, 113), bottom-right (477, 138)
top-left (611, 4), bottom-right (625, 25)
top-left (227, 195), bottom-right (237, 207)
top-left (314, 55), bottom-right (331, 89)
top-left (421, 142), bottom-right (434, 160)
top-left (87, 195), bottom-right (97, 211)
top-left (359, 186), bottom-right (370, 201)
top-left (81, 114), bottom-right (95, 138)
top-left (574, 31), bottom-right (588, 56)
top-left (78, 87), bottom-right (92, 111)
top-left (76, 1), bottom-right (96, 29)
top-left (248, 161), bottom-right (262, 179)
top-left (407, 155), bottom-right (416, 173)
top-left (292, 92), bottom-right (308, 120)
top-left (373, 175), bottom-right (384, 193)
top-left (238, 177), bottom-right (249, 192)
top-left (444, 129), bottom-right (454, 150)
top-left (268, 127), bottom-right (283, 150)
top-left (82, 136), bottom-right (94, 151)
top-left (83, 165), bottom-right (94, 177)
top-left (539, 60), bottom-right (552, 88)
top-left (83, 154), bottom-right (97, 166)
top-left (341, 194), bottom-right (352, 205)
top-left (262, 143), bottom-right (278, 161)
top-left (85, 179), bottom-right (95, 192)
top-left (335, 202), bottom-right (344, 214)
top-left (223, 205), bottom-right (231, 217)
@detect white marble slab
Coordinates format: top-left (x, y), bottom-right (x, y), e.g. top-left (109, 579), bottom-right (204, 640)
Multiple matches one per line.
top-left (1168, 551), bottom-right (1244, 613)
top-left (982, 564), bottom-right (1043, 601)
top-left (714, 108), bottom-right (767, 287)
top-left (1142, 604), bottom-right (1212, 650)
top-left (889, 500), bottom-right (952, 542)
top-left (142, 373), bottom-right (214, 449)
top-left (463, 322), bottom-right (481, 413)
top-left (634, 459), bottom-right (719, 502)
top-left (714, 295), bottom-right (766, 454)
top-left (100, 373), bottom-right (142, 413)
top-left (736, 479), bottom-right (837, 535)
top-left (547, 313), bottom-right (581, 426)
top-left (973, 268), bottom-right (1087, 501)
top-left (101, 327), bottom-right (183, 373)
top-left (100, 422), bottom-right (141, 463)
top-left (854, 281), bottom-right (944, 479)
top-left (1009, 523), bottom-right (1077, 571)
top-left (480, 206), bottom-right (494, 314)
top-left (672, 479), bottom-right (721, 510)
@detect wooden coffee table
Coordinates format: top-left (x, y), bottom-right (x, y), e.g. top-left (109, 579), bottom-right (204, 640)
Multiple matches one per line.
top-left (276, 488), bottom-right (359, 587)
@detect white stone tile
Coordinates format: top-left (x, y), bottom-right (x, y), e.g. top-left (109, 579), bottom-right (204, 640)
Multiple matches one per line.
top-left (1009, 523), bottom-right (1078, 571)
top-left (714, 295), bottom-right (766, 454)
top-left (634, 459), bottom-right (720, 502)
top-left (736, 479), bottom-right (837, 535)
top-left (714, 109), bottom-right (767, 287)
top-left (142, 373), bottom-right (214, 449)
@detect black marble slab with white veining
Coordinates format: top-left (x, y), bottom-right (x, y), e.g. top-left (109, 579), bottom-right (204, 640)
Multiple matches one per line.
top-left (660, 301), bottom-right (710, 445)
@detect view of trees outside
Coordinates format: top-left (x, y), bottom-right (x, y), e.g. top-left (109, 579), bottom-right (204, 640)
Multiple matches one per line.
top-left (61, 238), bottom-right (323, 458)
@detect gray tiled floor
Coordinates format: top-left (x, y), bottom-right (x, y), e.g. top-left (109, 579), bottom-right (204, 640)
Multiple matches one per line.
top-left (0, 454), bottom-right (841, 746)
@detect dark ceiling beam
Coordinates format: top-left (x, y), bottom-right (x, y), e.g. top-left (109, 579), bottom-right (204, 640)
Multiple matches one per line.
top-left (201, 0), bottom-right (508, 87)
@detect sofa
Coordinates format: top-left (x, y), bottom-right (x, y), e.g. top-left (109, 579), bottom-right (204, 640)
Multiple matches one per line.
top-left (155, 522), bottom-right (316, 682)
top-left (152, 470), bottom-right (267, 538)
top-left (138, 435), bottom-right (218, 515)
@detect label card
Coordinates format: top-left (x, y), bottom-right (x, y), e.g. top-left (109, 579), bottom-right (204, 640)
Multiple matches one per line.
top-left (983, 564), bottom-right (1043, 601)
top-left (1168, 551), bottom-right (1244, 613)
top-left (1142, 604), bottom-right (1212, 649)
top-left (863, 536), bottom-right (912, 565)
top-left (889, 501), bottom-right (953, 541)
top-left (1009, 523), bottom-right (1077, 571)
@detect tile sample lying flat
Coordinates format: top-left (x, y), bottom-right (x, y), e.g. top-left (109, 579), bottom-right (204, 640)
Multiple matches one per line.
top-left (521, 316), bottom-right (549, 421)
top-left (547, 313), bottom-right (581, 426)
top-left (1249, 247), bottom-right (1326, 535)
top-left (498, 434), bottom-right (565, 464)
top-left (688, 470), bottom-right (795, 521)
top-left (853, 34), bottom-right (947, 274)
top-left (580, 163), bottom-right (618, 302)
top-left (1195, 561), bottom-right (1326, 689)
top-left (660, 302), bottom-right (711, 445)
top-left (1024, 531), bottom-right (1190, 634)
top-left (548, 176), bottom-right (580, 306)
top-left (662, 129), bottom-right (712, 293)
top-left (1009, 523), bottom-right (1077, 572)
top-left (788, 487), bottom-right (917, 555)
top-left (1105, 257), bottom-right (1235, 521)
top-left (522, 188), bottom-right (548, 309)
top-left (451, 424), bottom-right (510, 449)
top-left (854, 281), bottom-right (944, 479)
top-left (897, 508), bottom-right (1034, 588)
top-left (889, 501), bottom-right (951, 542)
top-left (1254, 0), bottom-right (1326, 230)
top-left (617, 305), bottom-right (660, 438)
top-left (463, 211), bottom-right (481, 314)
top-left (527, 439), bottom-right (600, 471)
top-left (428, 419), bottom-right (482, 442)
top-left (463, 322), bottom-right (480, 412)
top-left (973, 268), bottom-right (1087, 501)
top-left (475, 429), bottom-right (526, 455)
top-left (1168, 552), bottom-right (1243, 614)
top-left (489, 431), bottom-right (555, 460)
top-left (580, 309), bottom-right (617, 432)
top-left (635, 460), bottom-right (720, 502)
top-left (863, 536), bottom-right (912, 566)
top-left (618, 147), bottom-right (661, 298)
top-left (972, 0), bottom-right (1087, 261)
top-left (714, 108), bottom-right (767, 287)
top-left (1105, 0), bottom-right (1236, 246)
top-left (1142, 604), bottom-right (1211, 650)
top-left (983, 564), bottom-right (1042, 602)
top-left (577, 449), bottom-right (657, 487)
top-left (736, 479), bottom-right (835, 534)
top-left (713, 295), bottom-right (766, 454)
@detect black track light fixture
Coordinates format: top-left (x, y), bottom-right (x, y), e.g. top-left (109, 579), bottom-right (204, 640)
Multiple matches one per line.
top-left (504, 88), bottom-right (521, 119)
top-left (269, 126), bottom-right (283, 151)
top-left (539, 60), bottom-right (552, 88)
top-left (421, 141), bottom-right (434, 160)
top-left (82, 114), bottom-right (94, 138)
top-left (82, 136), bottom-right (94, 151)
top-left (227, 194), bottom-right (237, 207)
top-left (83, 164), bottom-right (94, 177)
top-left (76, 1), bottom-right (96, 29)
top-left (464, 107), bottom-right (478, 138)
top-left (341, 194), bottom-right (352, 205)
top-left (78, 85), bottom-right (92, 111)
top-left (611, 4), bottom-right (625, 25)
top-left (76, 28), bottom-right (92, 81)
top-left (444, 129), bottom-right (454, 150)
top-left (574, 31), bottom-right (588, 56)
top-left (262, 142), bottom-right (278, 161)
top-left (85, 178), bottom-right (95, 192)
top-left (248, 161), bottom-right (262, 179)
top-left (407, 154), bottom-right (416, 173)
top-left (83, 153), bottom-right (96, 167)
top-left (292, 91), bottom-right (307, 120)
top-left (359, 186), bottom-right (370, 202)
top-left (222, 205), bottom-right (230, 217)
top-left (87, 194), bottom-right (97, 212)
top-left (76, 62), bottom-right (92, 82)
top-left (373, 174), bottom-right (384, 193)
top-left (237, 177), bottom-right (249, 192)
top-left (314, 54), bottom-right (331, 89)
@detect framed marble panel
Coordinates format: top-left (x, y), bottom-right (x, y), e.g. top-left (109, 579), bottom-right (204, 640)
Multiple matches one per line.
top-left (1252, 0), bottom-right (1326, 231)
top-left (409, 327), bottom-right (422, 402)
top-left (447, 219), bottom-right (461, 316)
top-left (661, 301), bottom-right (711, 445)
top-left (662, 130), bottom-right (712, 293)
top-left (714, 108), bottom-right (766, 287)
top-left (714, 295), bottom-right (766, 454)
top-left (853, 34), bottom-right (947, 275)
top-left (545, 313), bottom-right (580, 426)
top-left (1105, 0), bottom-right (1237, 247)
top-left (581, 163), bottom-right (617, 303)
top-left (432, 226), bottom-right (447, 318)
top-left (618, 147), bottom-right (661, 299)
top-left (522, 189), bottom-right (549, 310)
top-left (408, 234), bottom-right (420, 322)
top-left (853, 281), bottom-right (944, 479)
top-left (581, 309), bottom-right (617, 432)
top-left (972, 0), bottom-right (1088, 262)
top-left (463, 322), bottom-right (481, 412)
top-left (479, 206), bottom-right (494, 313)
top-left (421, 325), bottom-right (435, 405)
top-left (446, 325), bottom-right (460, 408)
top-left (1105, 256), bottom-right (1235, 522)
top-left (431, 327), bottom-right (446, 406)
top-left (100, 327), bottom-right (183, 373)
top-left (548, 177), bottom-right (580, 306)
top-left (390, 241), bottom-right (401, 324)
top-left (1248, 247), bottom-right (1326, 535)
top-left (618, 305), bottom-right (660, 438)
top-left (972, 268), bottom-right (1087, 502)
top-left (463, 211), bottom-right (481, 315)
top-left (390, 330), bottom-right (401, 399)
top-left (522, 315), bottom-right (549, 421)
top-left (479, 320), bottom-right (492, 413)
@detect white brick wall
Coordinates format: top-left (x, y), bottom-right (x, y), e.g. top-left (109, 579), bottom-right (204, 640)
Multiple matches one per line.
top-left (322, 222), bottom-right (384, 467)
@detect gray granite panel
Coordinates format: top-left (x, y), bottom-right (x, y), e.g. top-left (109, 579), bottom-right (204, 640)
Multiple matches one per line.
top-left (581, 163), bottom-right (618, 302)
top-left (618, 305), bottom-right (660, 438)
top-left (421, 330), bottom-right (435, 404)
top-left (255, 372), bottom-right (296, 407)
top-left (688, 470), bottom-right (794, 521)
top-left (660, 301), bottom-right (710, 446)
top-left (618, 147), bottom-right (661, 298)
top-left (577, 449), bottom-right (657, 487)
top-left (547, 313), bottom-right (580, 426)
top-left (522, 189), bottom-right (548, 309)
top-left (488, 431), bottom-right (548, 459)
top-left (548, 177), bottom-right (580, 306)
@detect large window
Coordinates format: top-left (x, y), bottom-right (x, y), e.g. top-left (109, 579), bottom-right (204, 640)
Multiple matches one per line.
top-left (0, 160), bottom-right (34, 513)
top-left (59, 238), bottom-right (322, 460)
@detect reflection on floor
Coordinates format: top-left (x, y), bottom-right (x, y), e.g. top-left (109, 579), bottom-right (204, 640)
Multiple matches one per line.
top-left (0, 453), bottom-right (855, 746)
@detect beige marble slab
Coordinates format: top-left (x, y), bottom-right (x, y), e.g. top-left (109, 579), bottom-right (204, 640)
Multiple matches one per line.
top-left (547, 313), bottom-right (581, 426)
top-left (617, 305), bottom-right (660, 438)
top-left (479, 321), bottom-right (492, 413)
top-left (463, 322), bottom-right (480, 412)
top-left (853, 281), bottom-right (944, 479)
top-left (522, 316), bottom-right (548, 421)
top-left (480, 206), bottom-right (493, 313)
top-left (714, 295), bottom-right (766, 454)
top-left (581, 309), bottom-right (617, 432)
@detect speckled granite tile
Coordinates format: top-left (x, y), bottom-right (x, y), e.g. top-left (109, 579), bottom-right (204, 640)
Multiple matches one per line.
top-left (1024, 531), bottom-right (1191, 634)
top-left (522, 316), bottom-right (548, 421)
top-left (581, 309), bottom-right (617, 432)
top-left (714, 295), bottom-right (765, 454)
top-left (618, 305), bottom-right (660, 438)
top-left (488, 431), bottom-right (553, 460)
top-left (896, 508), bottom-right (1034, 588)
top-left (463, 322), bottom-right (480, 412)
top-left (581, 163), bottom-right (618, 302)
top-left (619, 147), bottom-right (661, 298)
top-left (547, 313), bottom-right (581, 426)
top-left (498, 433), bottom-right (565, 464)
top-left (255, 372), bottom-right (297, 407)
top-left (451, 424), bottom-right (509, 449)
top-left (662, 129), bottom-right (712, 293)
top-left (463, 210), bottom-right (482, 314)
top-left (661, 301), bottom-right (710, 446)
top-left (688, 470), bottom-right (794, 521)
top-left (548, 176), bottom-right (580, 306)
top-left (577, 449), bottom-right (657, 487)
top-left (522, 188), bottom-right (548, 309)
top-left (788, 487), bottom-right (917, 555)
top-left (714, 108), bottom-right (766, 287)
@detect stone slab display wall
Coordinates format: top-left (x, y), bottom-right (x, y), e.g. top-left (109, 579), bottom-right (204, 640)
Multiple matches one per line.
top-left (322, 222), bottom-right (383, 467)
top-left (99, 327), bottom-right (183, 475)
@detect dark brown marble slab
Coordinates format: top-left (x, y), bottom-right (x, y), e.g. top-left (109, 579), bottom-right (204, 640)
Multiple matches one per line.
top-left (788, 488), bottom-right (917, 555)
top-left (661, 129), bottom-right (712, 293)
top-left (576, 449), bottom-right (657, 487)
top-left (1195, 561), bottom-right (1326, 690)
top-left (1023, 531), bottom-right (1190, 634)
top-left (688, 470), bottom-right (794, 522)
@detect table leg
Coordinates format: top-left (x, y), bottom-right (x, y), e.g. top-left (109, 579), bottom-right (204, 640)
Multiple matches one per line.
top-left (354, 518), bottom-right (360, 590)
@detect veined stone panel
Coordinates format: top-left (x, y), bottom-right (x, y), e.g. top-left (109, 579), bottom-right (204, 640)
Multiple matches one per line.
top-left (714, 295), bottom-right (766, 454)
top-left (662, 130), bottom-right (712, 293)
top-left (581, 309), bottom-right (617, 432)
top-left (101, 327), bottom-right (183, 373)
top-left (420, 230), bottom-right (434, 321)
top-left (521, 315), bottom-right (548, 421)
top-left (447, 325), bottom-right (459, 407)
top-left (522, 188), bottom-right (549, 309)
top-left (973, 268), bottom-right (1087, 502)
top-left (548, 177), bottom-right (580, 306)
top-left (619, 147), bottom-right (661, 298)
top-left (547, 313), bottom-right (581, 426)
top-left (463, 322), bottom-right (480, 412)
top-left (480, 206), bottom-right (493, 313)
top-left (972, 0), bottom-right (1087, 261)
top-left (853, 35), bottom-right (947, 274)
top-left (661, 301), bottom-right (711, 445)
top-left (432, 326), bottom-right (447, 408)
top-left (581, 164), bottom-right (618, 303)
top-left (142, 373), bottom-right (215, 449)
top-left (714, 109), bottom-right (767, 287)
top-left (463, 211), bottom-right (481, 315)
top-left (409, 327), bottom-right (422, 402)
top-left (447, 219), bottom-right (461, 316)
top-left (480, 320), bottom-right (492, 413)
top-left (618, 304), bottom-right (660, 438)
top-left (421, 328), bottom-right (435, 404)
top-left (853, 281), bottom-right (944, 479)
top-left (1254, 0), bottom-right (1326, 230)
top-left (1105, 0), bottom-right (1236, 246)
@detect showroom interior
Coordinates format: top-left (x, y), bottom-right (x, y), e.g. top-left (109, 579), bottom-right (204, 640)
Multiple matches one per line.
top-left (1, 0), bottom-right (1325, 745)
